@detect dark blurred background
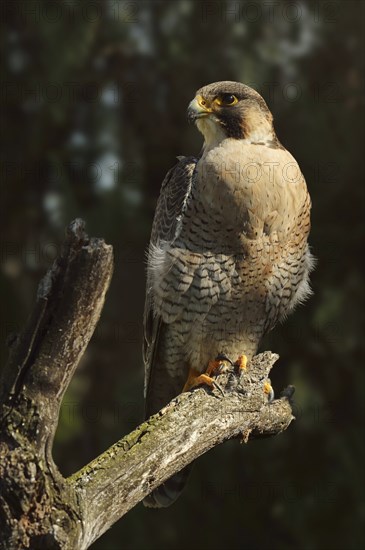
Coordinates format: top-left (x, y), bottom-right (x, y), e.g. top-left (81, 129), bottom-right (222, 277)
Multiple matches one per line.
top-left (1, 1), bottom-right (364, 549)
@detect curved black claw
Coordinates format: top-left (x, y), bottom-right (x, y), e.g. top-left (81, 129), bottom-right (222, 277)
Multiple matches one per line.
top-left (212, 380), bottom-right (225, 397)
top-left (267, 386), bottom-right (275, 403)
top-left (215, 353), bottom-right (234, 365)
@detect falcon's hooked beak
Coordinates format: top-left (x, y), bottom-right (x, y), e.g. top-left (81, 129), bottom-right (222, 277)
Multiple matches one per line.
top-left (188, 94), bottom-right (227, 151)
top-left (187, 95), bottom-right (212, 122)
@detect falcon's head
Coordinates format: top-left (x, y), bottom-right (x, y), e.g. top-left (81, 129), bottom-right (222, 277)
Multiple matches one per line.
top-left (188, 81), bottom-right (275, 149)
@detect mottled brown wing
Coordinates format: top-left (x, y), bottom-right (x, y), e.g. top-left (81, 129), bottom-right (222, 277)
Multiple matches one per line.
top-left (143, 156), bottom-right (197, 408)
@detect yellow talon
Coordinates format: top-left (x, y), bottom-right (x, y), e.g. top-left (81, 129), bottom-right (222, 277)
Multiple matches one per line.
top-left (182, 368), bottom-right (215, 392)
top-left (236, 355), bottom-right (248, 370)
top-left (183, 356), bottom-right (229, 392)
top-left (206, 359), bottom-right (222, 377)
top-left (264, 381), bottom-right (274, 402)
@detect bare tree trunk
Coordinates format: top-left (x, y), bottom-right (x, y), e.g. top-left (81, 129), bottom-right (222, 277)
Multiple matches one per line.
top-left (0, 220), bottom-right (294, 550)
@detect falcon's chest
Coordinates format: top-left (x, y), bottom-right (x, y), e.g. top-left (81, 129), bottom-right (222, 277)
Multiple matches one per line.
top-left (150, 140), bottom-right (310, 326)
top-left (192, 138), bottom-right (308, 242)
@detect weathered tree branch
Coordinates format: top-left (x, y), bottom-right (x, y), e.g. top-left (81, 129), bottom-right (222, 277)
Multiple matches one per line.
top-left (70, 352), bottom-right (293, 548)
top-left (0, 220), bottom-right (294, 550)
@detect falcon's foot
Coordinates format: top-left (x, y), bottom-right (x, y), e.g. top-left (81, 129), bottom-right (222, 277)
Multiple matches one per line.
top-left (234, 354), bottom-right (248, 371)
top-left (182, 354), bottom-right (232, 392)
top-left (182, 354), bottom-right (249, 393)
top-left (206, 354), bottom-right (233, 376)
top-left (182, 369), bottom-right (215, 392)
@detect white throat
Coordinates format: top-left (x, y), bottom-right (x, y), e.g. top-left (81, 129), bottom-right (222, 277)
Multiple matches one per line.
top-left (196, 117), bottom-right (227, 152)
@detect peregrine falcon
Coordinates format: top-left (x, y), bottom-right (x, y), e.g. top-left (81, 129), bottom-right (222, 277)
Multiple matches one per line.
top-left (143, 81), bottom-right (313, 507)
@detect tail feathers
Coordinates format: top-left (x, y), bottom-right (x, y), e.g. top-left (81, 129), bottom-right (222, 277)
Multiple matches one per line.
top-left (143, 466), bottom-right (192, 508)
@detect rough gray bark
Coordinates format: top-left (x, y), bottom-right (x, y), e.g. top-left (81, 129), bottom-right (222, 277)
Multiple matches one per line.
top-left (0, 220), bottom-right (295, 550)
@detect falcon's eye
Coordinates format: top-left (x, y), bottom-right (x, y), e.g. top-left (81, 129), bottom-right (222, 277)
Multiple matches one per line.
top-left (215, 93), bottom-right (239, 106)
